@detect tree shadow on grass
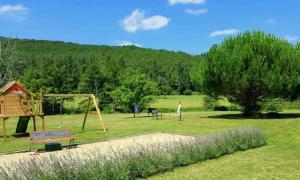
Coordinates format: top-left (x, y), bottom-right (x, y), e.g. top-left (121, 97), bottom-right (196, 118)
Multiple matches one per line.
top-left (209, 112), bottom-right (300, 120)
top-left (125, 115), bottom-right (162, 119)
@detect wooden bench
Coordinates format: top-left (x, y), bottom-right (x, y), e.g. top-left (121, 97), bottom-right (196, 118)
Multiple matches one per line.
top-left (148, 108), bottom-right (162, 120)
top-left (30, 129), bottom-right (74, 151)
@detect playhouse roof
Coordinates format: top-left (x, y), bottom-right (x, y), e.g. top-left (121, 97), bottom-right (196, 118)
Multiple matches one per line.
top-left (0, 80), bottom-right (29, 95)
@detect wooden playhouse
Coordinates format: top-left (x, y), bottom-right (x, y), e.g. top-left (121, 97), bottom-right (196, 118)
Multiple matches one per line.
top-left (0, 81), bottom-right (45, 140)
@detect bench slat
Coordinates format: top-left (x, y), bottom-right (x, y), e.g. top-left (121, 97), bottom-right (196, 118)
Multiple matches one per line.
top-left (30, 129), bottom-right (74, 144)
top-left (32, 137), bottom-right (73, 143)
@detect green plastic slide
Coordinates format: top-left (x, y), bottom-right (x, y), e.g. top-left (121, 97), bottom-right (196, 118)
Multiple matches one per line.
top-left (14, 116), bottom-right (31, 136)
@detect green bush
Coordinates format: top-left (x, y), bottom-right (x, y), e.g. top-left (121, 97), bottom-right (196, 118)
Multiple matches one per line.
top-left (183, 89), bottom-right (193, 95)
top-left (228, 103), bottom-right (241, 111)
top-left (261, 99), bottom-right (282, 113)
top-left (203, 96), bottom-right (233, 111)
top-left (0, 127), bottom-right (266, 180)
top-left (213, 105), bottom-right (228, 111)
top-left (203, 95), bottom-right (216, 110)
top-left (171, 91), bottom-right (181, 95)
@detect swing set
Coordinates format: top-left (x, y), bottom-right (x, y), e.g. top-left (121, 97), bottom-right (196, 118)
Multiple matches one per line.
top-left (42, 93), bottom-right (107, 132)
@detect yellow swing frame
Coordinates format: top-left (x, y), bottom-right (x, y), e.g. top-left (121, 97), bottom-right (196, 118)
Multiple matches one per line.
top-left (42, 93), bottom-right (107, 133)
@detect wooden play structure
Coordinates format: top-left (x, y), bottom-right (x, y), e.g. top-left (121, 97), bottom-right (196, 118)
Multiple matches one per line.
top-left (0, 81), bottom-right (45, 140)
top-left (0, 81), bottom-right (107, 141)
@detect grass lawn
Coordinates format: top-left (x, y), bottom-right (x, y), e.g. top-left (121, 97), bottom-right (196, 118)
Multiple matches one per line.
top-left (151, 95), bottom-right (231, 111)
top-left (1, 94), bottom-right (300, 179)
top-left (0, 110), bottom-right (300, 179)
top-left (149, 111), bottom-right (300, 179)
top-left (151, 95), bottom-right (205, 109)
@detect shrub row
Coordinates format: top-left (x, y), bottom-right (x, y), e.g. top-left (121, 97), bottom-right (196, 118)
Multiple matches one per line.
top-left (0, 127), bottom-right (266, 180)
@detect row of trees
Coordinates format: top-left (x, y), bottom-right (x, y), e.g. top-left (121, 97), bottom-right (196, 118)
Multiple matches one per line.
top-left (20, 57), bottom-right (193, 112)
top-left (0, 37), bottom-right (199, 112)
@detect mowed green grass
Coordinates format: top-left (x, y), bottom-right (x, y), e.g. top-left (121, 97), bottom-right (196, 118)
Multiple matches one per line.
top-left (0, 111), bottom-right (300, 179)
top-left (149, 111), bottom-right (300, 179)
top-left (151, 95), bottom-right (205, 109)
top-left (151, 95), bottom-right (231, 110)
top-left (0, 95), bottom-right (300, 179)
top-left (1, 111), bottom-right (242, 153)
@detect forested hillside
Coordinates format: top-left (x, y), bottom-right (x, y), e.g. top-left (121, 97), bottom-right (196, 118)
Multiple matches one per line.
top-left (0, 38), bottom-right (203, 111)
top-left (16, 39), bottom-right (201, 65)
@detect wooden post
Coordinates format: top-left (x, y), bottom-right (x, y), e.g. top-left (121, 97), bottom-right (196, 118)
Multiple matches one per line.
top-left (32, 116), bottom-right (36, 131)
top-left (38, 89), bottom-right (45, 131)
top-left (39, 89), bottom-right (44, 115)
top-left (82, 97), bottom-right (91, 130)
top-left (3, 96), bottom-right (5, 116)
top-left (40, 115), bottom-right (45, 130)
top-left (91, 95), bottom-right (107, 133)
top-left (2, 117), bottom-right (7, 141)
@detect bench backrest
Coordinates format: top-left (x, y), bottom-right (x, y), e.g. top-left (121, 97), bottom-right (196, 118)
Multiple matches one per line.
top-left (148, 108), bottom-right (156, 113)
top-left (30, 129), bottom-right (73, 143)
top-left (151, 109), bottom-right (158, 114)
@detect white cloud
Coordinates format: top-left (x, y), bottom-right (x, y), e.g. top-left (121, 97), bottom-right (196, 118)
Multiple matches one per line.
top-left (184, 8), bottom-right (208, 15)
top-left (210, 29), bottom-right (240, 37)
top-left (114, 40), bottom-right (142, 47)
top-left (0, 4), bottom-right (27, 14)
top-left (284, 35), bottom-right (299, 43)
top-left (121, 9), bottom-right (170, 33)
top-left (141, 15), bottom-right (169, 30)
top-left (168, 0), bottom-right (206, 5)
top-left (0, 4), bottom-right (28, 21)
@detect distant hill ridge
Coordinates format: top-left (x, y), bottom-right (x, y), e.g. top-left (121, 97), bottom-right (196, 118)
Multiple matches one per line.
top-left (1, 37), bottom-right (202, 65)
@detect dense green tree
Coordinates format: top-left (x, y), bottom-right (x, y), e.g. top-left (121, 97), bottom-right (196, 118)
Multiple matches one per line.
top-left (22, 56), bottom-right (80, 93)
top-left (111, 68), bottom-right (158, 112)
top-left (102, 57), bottom-right (127, 110)
top-left (190, 58), bottom-right (206, 92)
top-left (22, 56), bottom-right (52, 92)
top-left (78, 63), bottom-right (106, 95)
top-left (176, 62), bottom-right (192, 94)
top-left (290, 43), bottom-right (300, 100)
top-left (57, 56), bottom-right (80, 93)
top-left (103, 56), bottom-right (126, 89)
top-left (202, 31), bottom-right (300, 117)
top-left (144, 61), bottom-right (173, 95)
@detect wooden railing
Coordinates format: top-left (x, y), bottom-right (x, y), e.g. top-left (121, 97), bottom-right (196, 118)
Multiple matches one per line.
top-left (29, 100), bottom-right (43, 115)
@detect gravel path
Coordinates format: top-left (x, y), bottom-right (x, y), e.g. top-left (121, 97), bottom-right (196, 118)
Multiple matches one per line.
top-left (0, 133), bottom-right (193, 168)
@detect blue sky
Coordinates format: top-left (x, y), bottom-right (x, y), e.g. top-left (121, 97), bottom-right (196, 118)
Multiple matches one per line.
top-left (0, 0), bottom-right (299, 54)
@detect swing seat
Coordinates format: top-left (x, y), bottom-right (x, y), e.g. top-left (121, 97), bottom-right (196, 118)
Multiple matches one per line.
top-left (45, 142), bottom-right (62, 151)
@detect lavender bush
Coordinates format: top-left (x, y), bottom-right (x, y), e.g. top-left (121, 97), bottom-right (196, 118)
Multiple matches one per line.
top-left (0, 127), bottom-right (266, 180)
